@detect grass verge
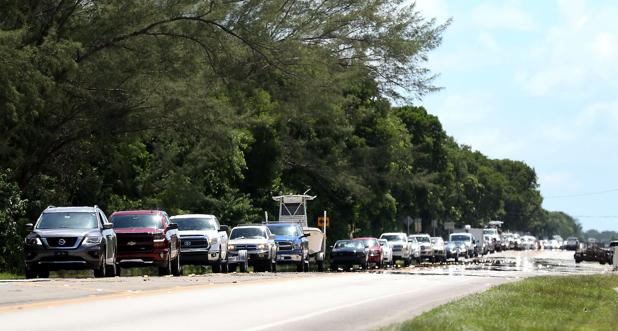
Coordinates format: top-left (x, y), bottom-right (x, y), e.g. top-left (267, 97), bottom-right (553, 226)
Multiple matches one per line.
top-left (0, 272), bottom-right (23, 279)
top-left (385, 274), bottom-right (618, 331)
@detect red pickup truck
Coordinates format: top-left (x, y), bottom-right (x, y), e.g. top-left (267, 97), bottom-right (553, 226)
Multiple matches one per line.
top-left (110, 210), bottom-right (182, 276)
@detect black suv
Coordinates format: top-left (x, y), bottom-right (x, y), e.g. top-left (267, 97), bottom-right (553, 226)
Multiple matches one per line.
top-left (24, 206), bottom-right (117, 278)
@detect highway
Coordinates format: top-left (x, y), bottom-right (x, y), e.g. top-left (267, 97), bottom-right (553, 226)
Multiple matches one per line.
top-left (0, 250), bottom-right (611, 331)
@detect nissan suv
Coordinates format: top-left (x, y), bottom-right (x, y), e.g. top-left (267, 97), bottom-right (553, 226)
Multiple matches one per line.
top-left (24, 205), bottom-right (117, 278)
top-left (110, 210), bottom-right (181, 276)
top-left (170, 214), bottom-right (229, 273)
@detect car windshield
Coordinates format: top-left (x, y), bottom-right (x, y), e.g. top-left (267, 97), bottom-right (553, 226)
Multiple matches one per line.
top-left (408, 237), bottom-right (418, 243)
top-left (37, 212), bottom-right (98, 229)
top-left (483, 229), bottom-right (497, 235)
top-left (381, 234), bottom-right (404, 242)
top-left (112, 214), bottom-right (163, 229)
top-left (334, 241), bottom-right (363, 249)
top-left (174, 217), bottom-right (217, 231)
top-left (450, 235), bottom-right (471, 242)
top-left (230, 227), bottom-right (267, 239)
top-left (359, 239), bottom-right (378, 247)
top-left (267, 224), bottom-right (301, 236)
top-left (413, 236), bottom-right (430, 243)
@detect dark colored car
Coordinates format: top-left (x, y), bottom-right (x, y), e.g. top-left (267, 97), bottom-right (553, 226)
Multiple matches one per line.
top-left (565, 237), bottom-right (580, 251)
top-left (330, 239), bottom-right (368, 271)
top-left (24, 206), bottom-right (117, 278)
top-left (353, 237), bottom-right (382, 268)
top-left (266, 223), bottom-right (310, 272)
top-left (110, 210), bottom-right (181, 276)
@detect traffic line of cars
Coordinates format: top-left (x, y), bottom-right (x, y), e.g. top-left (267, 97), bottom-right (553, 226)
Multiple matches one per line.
top-left (23, 206), bottom-right (326, 278)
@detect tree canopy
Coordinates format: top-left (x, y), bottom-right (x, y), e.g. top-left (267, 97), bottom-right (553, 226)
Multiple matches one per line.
top-left (0, 0), bottom-right (584, 272)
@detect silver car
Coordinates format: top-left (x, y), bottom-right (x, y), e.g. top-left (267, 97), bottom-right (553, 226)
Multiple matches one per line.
top-left (171, 214), bottom-right (229, 273)
top-left (379, 232), bottom-right (413, 266)
top-left (227, 225), bottom-right (277, 272)
top-left (410, 234), bottom-right (434, 263)
top-left (430, 237), bottom-right (446, 263)
top-left (377, 239), bottom-right (393, 267)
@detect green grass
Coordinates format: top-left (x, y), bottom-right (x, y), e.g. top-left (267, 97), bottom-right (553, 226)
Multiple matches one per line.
top-left (0, 272), bottom-right (23, 279)
top-left (385, 274), bottom-right (618, 331)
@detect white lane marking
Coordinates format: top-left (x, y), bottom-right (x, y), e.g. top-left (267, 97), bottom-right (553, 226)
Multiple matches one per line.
top-left (243, 287), bottom-right (422, 331)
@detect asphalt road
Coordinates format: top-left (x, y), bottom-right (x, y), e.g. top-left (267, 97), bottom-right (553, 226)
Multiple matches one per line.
top-left (0, 250), bottom-right (612, 331)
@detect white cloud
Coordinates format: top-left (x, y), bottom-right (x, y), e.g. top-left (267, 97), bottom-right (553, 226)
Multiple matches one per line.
top-left (516, 3), bottom-right (618, 96)
top-left (472, 1), bottom-right (536, 31)
top-left (413, 0), bottom-right (450, 23)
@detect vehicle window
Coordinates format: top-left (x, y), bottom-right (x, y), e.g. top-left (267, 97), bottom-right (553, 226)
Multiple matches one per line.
top-left (267, 224), bottom-right (301, 236)
top-left (450, 235), bottom-right (471, 242)
top-left (408, 237), bottom-right (418, 243)
top-left (174, 218), bottom-right (218, 231)
top-left (334, 240), bottom-right (364, 249)
top-left (230, 227), bottom-right (267, 239)
top-left (381, 235), bottom-right (404, 242)
top-left (483, 229), bottom-right (497, 235)
top-left (281, 203), bottom-right (305, 216)
top-left (413, 236), bottom-right (430, 243)
top-left (37, 212), bottom-right (98, 229)
top-left (111, 214), bottom-right (164, 229)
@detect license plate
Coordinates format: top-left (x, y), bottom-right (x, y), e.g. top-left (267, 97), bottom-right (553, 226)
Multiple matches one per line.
top-left (54, 251), bottom-right (68, 256)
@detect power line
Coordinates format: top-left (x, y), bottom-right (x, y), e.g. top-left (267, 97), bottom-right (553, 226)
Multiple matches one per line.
top-left (544, 188), bottom-right (618, 199)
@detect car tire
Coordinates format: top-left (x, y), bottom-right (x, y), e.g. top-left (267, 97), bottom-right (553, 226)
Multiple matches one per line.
top-left (296, 262), bottom-right (304, 272)
top-left (303, 259), bottom-right (309, 272)
top-left (171, 253), bottom-right (181, 276)
top-left (94, 250), bottom-right (106, 278)
top-left (25, 266), bottom-right (38, 279)
top-left (330, 263), bottom-right (338, 272)
top-left (105, 250), bottom-right (117, 277)
top-left (228, 264), bottom-right (237, 272)
top-left (240, 259), bottom-right (248, 273)
top-left (116, 264), bottom-right (122, 277)
top-left (37, 268), bottom-right (49, 278)
top-left (221, 259), bottom-right (229, 273)
top-left (317, 260), bottom-right (324, 272)
top-left (403, 257), bottom-right (411, 267)
top-left (212, 262), bottom-right (222, 273)
top-left (158, 254), bottom-right (172, 276)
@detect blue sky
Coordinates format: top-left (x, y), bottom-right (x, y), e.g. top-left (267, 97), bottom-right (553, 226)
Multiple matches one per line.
top-left (414, 0), bottom-right (618, 231)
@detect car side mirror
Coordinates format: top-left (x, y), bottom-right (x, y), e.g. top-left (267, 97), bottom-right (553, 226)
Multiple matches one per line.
top-left (219, 225), bottom-right (229, 232)
top-left (25, 223), bottom-right (34, 231)
top-left (102, 223), bottom-right (113, 230)
top-left (167, 223), bottom-right (178, 230)
top-left (329, 245), bottom-right (334, 249)
top-left (301, 233), bottom-right (310, 238)
top-left (270, 234), bottom-right (275, 240)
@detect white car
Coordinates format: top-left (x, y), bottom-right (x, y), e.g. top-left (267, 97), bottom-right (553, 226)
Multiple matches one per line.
top-left (520, 235), bottom-right (537, 250)
top-left (377, 239), bottom-right (393, 267)
top-left (171, 214), bottom-right (229, 272)
top-left (379, 232), bottom-right (413, 266)
top-left (409, 234), bottom-right (434, 263)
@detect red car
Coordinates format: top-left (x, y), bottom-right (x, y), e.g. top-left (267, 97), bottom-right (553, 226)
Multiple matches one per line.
top-left (353, 237), bottom-right (383, 268)
top-left (110, 210), bottom-right (182, 276)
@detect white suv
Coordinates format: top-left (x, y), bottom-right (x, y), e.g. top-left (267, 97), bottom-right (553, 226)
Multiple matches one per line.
top-left (379, 232), bottom-right (413, 266)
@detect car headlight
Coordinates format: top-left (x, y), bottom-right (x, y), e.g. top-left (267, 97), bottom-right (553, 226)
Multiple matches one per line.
top-left (84, 236), bottom-right (103, 245)
top-left (25, 236), bottom-right (42, 246)
top-left (210, 237), bottom-right (218, 245)
top-left (257, 244), bottom-right (267, 250)
top-left (228, 244), bottom-right (235, 251)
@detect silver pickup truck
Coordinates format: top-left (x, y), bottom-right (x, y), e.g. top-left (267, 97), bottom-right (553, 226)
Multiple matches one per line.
top-left (227, 225), bottom-right (278, 272)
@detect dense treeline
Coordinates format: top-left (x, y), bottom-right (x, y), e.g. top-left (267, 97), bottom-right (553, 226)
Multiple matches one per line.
top-left (1, 1), bottom-right (583, 272)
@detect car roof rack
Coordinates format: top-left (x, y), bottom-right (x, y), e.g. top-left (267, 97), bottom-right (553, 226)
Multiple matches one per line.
top-left (46, 205), bottom-right (56, 209)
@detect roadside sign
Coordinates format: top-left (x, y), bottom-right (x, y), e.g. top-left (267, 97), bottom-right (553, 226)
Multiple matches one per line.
top-left (414, 218), bottom-right (422, 233)
top-left (317, 216), bottom-right (330, 227)
top-left (444, 222), bottom-right (455, 231)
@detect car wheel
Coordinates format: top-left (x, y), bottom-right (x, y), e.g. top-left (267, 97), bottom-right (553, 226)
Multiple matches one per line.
top-left (158, 254), bottom-right (172, 276)
top-left (228, 264), bottom-right (237, 272)
top-left (37, 268), bottom-right (49, 278)
top-left (303, 259), bottom-right (309, 272)
top-left (25, 266), bottom-right (38, 279)
top-left (94, 250), bottom-right (106, 278)
top-left (212, 262), bottom-right (222, 273)
top-left (105, 250), bottom-right (117, 277)
top-left (296, 262), bottom-right (304, 272)
top-left (330, 263), bottom-right (338, 272)
top-left (403, 257), bottom-right (411, 267)
top-left (171, 253), bottom-right (181, 276)
top-left (317, 260), bottom-right (324, 272)
top-left (240, 259), bottom-right (248, 273)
